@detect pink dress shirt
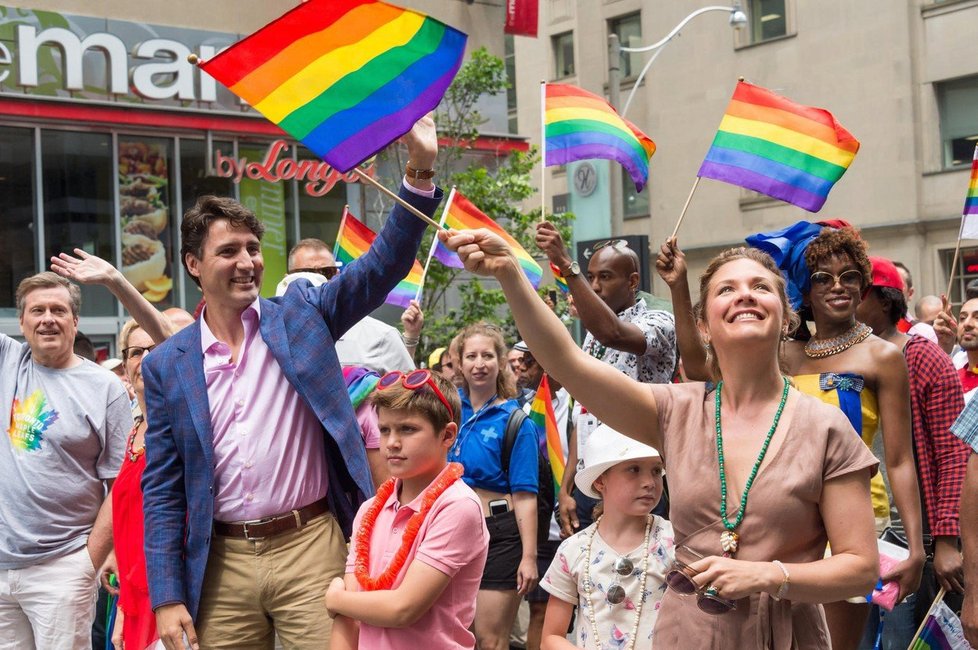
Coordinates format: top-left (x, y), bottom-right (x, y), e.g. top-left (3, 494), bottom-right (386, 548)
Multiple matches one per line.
top-left (345, 465), bottom-right (489, 649)
top-left (201, 300), bottom-right (328, 521)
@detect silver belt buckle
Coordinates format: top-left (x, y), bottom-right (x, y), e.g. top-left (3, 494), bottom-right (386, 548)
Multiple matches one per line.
top-left (241, 516), bottom-right (272, 540)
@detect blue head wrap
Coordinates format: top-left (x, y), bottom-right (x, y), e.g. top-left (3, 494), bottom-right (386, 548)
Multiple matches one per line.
top-left (745, 221), bottom-right (825, 310)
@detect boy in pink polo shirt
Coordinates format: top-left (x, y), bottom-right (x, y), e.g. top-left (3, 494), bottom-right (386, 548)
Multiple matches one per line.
top-left (326, 369), bottom-right (489, 649)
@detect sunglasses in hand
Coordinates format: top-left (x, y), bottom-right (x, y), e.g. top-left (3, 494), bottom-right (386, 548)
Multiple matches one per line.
top-left (665, 546), bottom-right (737, 615)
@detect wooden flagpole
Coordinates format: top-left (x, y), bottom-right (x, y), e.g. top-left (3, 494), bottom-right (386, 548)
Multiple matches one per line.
top-left (946, 237), bottom-right (963, 301)
top-left (415, 186), bottom-right (457, 302)
top-left (353, 168), bottom-right (443, 230)
top-left (907, 587), bottom-right (947, 647)
top-left (670, 176), bottom-right (701, 240)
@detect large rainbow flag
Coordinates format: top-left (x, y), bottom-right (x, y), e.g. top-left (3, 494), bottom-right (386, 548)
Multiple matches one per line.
top-left (432, 188), bottom-right (542, 288)
top-left (697, 81), bottom-right (860, 212)
top-left (960, 145), bottom-right (978, 240)
top-left (544, 83), bottom-right (656, 192)
top-left (528, 374), bottom-right (564, 495)
top-left (334, 207), bottom-right (423, 308)
top-left (199, 0), bottom-right (467, 172)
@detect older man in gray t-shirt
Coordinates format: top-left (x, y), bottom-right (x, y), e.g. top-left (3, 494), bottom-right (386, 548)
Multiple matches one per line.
top-left (0, 272), bottom-right (130, 649)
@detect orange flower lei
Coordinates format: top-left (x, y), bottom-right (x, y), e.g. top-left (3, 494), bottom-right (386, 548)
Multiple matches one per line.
top-left (354, 462), bottom-right (464, 591)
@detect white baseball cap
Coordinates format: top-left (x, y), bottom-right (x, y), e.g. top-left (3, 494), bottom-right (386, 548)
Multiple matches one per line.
top-left (575, 423), bottom-right (661, 499)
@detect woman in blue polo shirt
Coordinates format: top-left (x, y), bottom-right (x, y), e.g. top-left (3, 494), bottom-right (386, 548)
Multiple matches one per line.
top-left (452, 322), bottom-right (539, 650)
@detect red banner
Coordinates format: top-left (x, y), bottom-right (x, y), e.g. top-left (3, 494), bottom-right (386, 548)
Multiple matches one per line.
top-left (504, 0), bottom-right (538, 37)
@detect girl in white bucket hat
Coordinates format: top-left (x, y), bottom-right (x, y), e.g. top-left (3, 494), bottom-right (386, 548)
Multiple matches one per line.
top-left (539, 423), bottom-right (674, 649)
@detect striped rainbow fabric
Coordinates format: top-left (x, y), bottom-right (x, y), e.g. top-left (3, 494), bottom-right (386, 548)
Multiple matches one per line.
top-left (544, 83), bottom-right (656, 192)
top-left (528, 375), bottom-right (564, 495)
top-left (200, 0), bottom-right (467, 172)
top-left (698, 81), bottom-right (860, 212)
top-left (959, 145), bottom-right (978, 240)
top-left (432, 188), bottom-right (542, 288)
top-left (334, 207), bottom-right (423, 308)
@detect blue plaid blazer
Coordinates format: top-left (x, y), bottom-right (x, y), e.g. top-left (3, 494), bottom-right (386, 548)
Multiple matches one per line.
top-left (140, 185), bottom-right (443, 617)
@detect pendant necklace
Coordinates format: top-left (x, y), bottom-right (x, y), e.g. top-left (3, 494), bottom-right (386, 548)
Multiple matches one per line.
top-left (715, 377), bottom-right (789, 556)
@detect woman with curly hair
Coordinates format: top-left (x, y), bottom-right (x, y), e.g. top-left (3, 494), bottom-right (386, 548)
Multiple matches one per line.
top-left (453, 322), bottom-right (540, 650)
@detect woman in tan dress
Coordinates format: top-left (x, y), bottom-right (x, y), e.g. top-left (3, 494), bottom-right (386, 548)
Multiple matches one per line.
top-left (441, 230), bottom-right (880, 648)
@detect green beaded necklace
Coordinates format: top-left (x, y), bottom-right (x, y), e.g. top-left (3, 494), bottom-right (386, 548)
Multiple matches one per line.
top-left (714, 376), bottom-right (790, 556)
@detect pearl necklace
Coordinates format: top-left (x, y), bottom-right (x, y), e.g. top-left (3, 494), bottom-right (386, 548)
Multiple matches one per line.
top-left (582, 515), bottom-right (652, 650)
top-left (804, 321), bottom-right (872, 358)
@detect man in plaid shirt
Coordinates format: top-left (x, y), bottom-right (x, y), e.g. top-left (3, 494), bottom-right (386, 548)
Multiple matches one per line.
top-left (857, 257), bottom-right (969, 644)
top-left (952, 399), bottom-right (978, 646)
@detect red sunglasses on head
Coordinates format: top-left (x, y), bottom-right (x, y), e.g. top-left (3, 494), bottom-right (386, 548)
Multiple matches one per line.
top-left (377, 369), bottom-right (455, 420)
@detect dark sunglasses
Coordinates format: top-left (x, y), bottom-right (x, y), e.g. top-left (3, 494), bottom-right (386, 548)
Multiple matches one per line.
top-left (584, 238), bottom-right (629, 260)
top-left (122, 344), bottom-right (156, 361)
top-left (291, 265), bottom-right (341, 280)
top-left (664, 546), bottom-right (737, 615)
top-left (378, 369), bottom-right (455, 420)
top-left (809, 270), bottom-right (863, 290)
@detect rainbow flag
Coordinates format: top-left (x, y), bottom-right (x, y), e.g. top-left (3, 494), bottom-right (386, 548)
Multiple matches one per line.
top-left (529, 374), bottom-right (564, 495)
top-left (199, 0), bottom-right (467, 172)
top-left (544, 83), bottom-right (656, 192)
top-left (432, 188), bottom-right (542, 287)
top-left (909, 600), bottom-right (970, 649)
top-left (698, 81), bottom-right (860, 212)
top-left (960, 145), bottom-right (978, 240)
top-left (549, 263), bottom-right (569, 294)
top-left (334, 207), bottom-right (423, 308)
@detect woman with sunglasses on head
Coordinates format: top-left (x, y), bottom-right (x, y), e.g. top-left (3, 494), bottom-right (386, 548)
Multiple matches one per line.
top-left (441, 228), bottom-right (880, 648)
top-left (452, 322), bottom-right (540, 650)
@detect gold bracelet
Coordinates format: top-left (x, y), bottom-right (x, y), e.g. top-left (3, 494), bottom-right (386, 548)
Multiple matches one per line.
top-left (772, 560), bottom-right (790, 601)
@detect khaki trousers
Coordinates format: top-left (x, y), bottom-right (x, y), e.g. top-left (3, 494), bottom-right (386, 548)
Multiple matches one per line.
top-left (197, 513), bottom-right (345, 649)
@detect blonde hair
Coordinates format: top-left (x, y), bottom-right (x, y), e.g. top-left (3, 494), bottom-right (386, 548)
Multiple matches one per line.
top-left (458, 322), bottom-right (518, 400)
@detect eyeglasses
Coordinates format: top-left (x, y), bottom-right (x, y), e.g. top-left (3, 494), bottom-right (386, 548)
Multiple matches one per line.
top-left (291, 266), bottom-right (341, 280)
top-left (605, 556), bottom-right (636, 605)
top-left (664, 546), bottom-right (737, 615)
top-left (377, 369), bottom-right (455, 420)
top-left (122, 345), bottom-right (156, 361)
top-left (809, 270), bottom-right (863, 291)
top-left (583, 238), bottom-right (629, 260)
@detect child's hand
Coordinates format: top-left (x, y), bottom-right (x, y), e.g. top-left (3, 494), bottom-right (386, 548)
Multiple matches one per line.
top-left (325, 577), bottom-right (346, 618)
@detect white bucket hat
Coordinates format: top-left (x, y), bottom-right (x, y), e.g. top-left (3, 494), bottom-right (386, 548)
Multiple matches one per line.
top-left (575, 423), bottom-right (661, 499)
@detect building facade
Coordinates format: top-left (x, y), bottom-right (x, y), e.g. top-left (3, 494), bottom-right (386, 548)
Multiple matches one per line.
top-left (0, 0), bottom-right (515, 355)
top-left (513, 0), bottom-right (978, 307)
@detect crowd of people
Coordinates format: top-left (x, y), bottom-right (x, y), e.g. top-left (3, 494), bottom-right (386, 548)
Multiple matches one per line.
top-left (2, 113), bottom-right (978, 650)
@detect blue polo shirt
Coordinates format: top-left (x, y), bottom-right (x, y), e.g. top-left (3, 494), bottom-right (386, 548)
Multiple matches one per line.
top-left (452, 392), bottom-right (539, 494)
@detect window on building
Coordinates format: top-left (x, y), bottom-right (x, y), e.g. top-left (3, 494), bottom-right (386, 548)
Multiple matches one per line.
top-left (552, 32), bottom-right (575, 79)
top-left (937, 75), bottom-right (978, 168)
top-left (0, 127), bottom-right (36, 318)
top-left (505, 34), bottom-right (518, 133)
top-left (610, 13), bottom-right (642, 79)
top-left (42, 130), bottom-right (116, 317)
top-left (748, 0), bottom-right (788, 43)
top-left (943, 246), bottom-right (978, 310)
top-left (623, 171), bottom-right (649, 219)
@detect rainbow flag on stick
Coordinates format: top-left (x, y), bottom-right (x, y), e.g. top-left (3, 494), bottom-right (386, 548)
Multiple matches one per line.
top-left (528, 374), bottom-right (565, 495)
top-left (959, 145), bottom-right (978, 240)
top-left (334, 207), bottom-right (423, 308)
top-left (697, 81), bottom-right (860, 212)
top-left (199, 0), bottom-right (467, 172)
top-left (909, 597), bottom-right (971, 649)
top-left (544, 83), bottom-right (656, 192)
top-left (432, 188), bottom-right (543, 287)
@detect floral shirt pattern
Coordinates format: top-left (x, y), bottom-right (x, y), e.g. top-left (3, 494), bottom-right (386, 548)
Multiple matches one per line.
top-left (581, 300), bottom-right (676, 384)
top-left (542, 516), bottom-right (675, 649)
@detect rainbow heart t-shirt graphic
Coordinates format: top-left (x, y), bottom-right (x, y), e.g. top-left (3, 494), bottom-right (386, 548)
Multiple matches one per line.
top-left (8, 390), bottom-right (59, 452)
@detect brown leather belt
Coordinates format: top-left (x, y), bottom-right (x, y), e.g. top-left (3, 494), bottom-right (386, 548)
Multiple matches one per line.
top-left (213, 496), bottom-right (330, 540)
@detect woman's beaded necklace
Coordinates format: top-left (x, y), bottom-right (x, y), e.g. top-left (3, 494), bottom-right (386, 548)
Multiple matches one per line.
top-left (354, 463), bottom-right (464, 591)
top-left (804, 321), bottom-right (871, 359)
top-left (582, 514), bottom-right (652, 650)
top-left (127, 416), bottom-right (146, 462)
top-left (714, 377), bottom-right (789, 555)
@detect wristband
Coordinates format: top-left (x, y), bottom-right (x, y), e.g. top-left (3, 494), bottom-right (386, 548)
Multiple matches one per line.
top-left (405, 163), bottom-right (435, 180)
top-left (772, 560), bottom-right (790, 601)
top-left (400, 334), bottom-right (420, 347)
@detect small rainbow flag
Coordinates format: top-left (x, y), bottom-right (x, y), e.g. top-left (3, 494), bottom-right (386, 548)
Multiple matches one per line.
top-left (334, 207), bottom-right (423, 308)
top-left (544, 83), bottom-right (656, 192)
top-left (433, 188), bottom-right (542, 288)
top-left (528, 374), bottom-right (564, 495)
top-left (698, 81), bottom-right (860, 213)
top-left (199, 0), bottom-right (467, 172)
top-left (960, 146), bottom-right (978, 240)
top-left (909, 599), bottom-right (970, 649)
top-left (549, 263), bottom-right (569, 294)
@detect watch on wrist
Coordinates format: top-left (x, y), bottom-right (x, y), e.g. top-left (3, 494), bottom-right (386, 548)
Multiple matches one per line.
top-left (405, 162), bottom-right (435, 180)
top-left (563, 261), bottom-right (581, 277)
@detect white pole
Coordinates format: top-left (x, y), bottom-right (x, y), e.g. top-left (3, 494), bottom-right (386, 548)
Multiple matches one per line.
top-left (415, 187), bottom-right (457, 302)
top-left (540, 80), bottom-right (547, 221)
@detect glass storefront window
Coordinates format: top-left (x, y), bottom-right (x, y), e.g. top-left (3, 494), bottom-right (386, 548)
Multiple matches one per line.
top-left (0, 127), bottom-right (36, 318)
top-left (42, 130), bottom-right (115, 318)
top-left (296, 146), bottom-right (351, 252)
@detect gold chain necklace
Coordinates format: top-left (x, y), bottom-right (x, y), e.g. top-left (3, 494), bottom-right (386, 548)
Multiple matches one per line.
top-left (804, 322), bottom-right (871, 358)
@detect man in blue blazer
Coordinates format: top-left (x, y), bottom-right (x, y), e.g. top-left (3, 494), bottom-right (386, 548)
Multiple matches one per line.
top-left (141, 117), bottom-right (442, 649)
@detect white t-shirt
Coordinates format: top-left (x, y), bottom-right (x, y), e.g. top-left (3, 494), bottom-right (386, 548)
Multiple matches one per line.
top-left (542, 516), bottom-right (674, 649)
